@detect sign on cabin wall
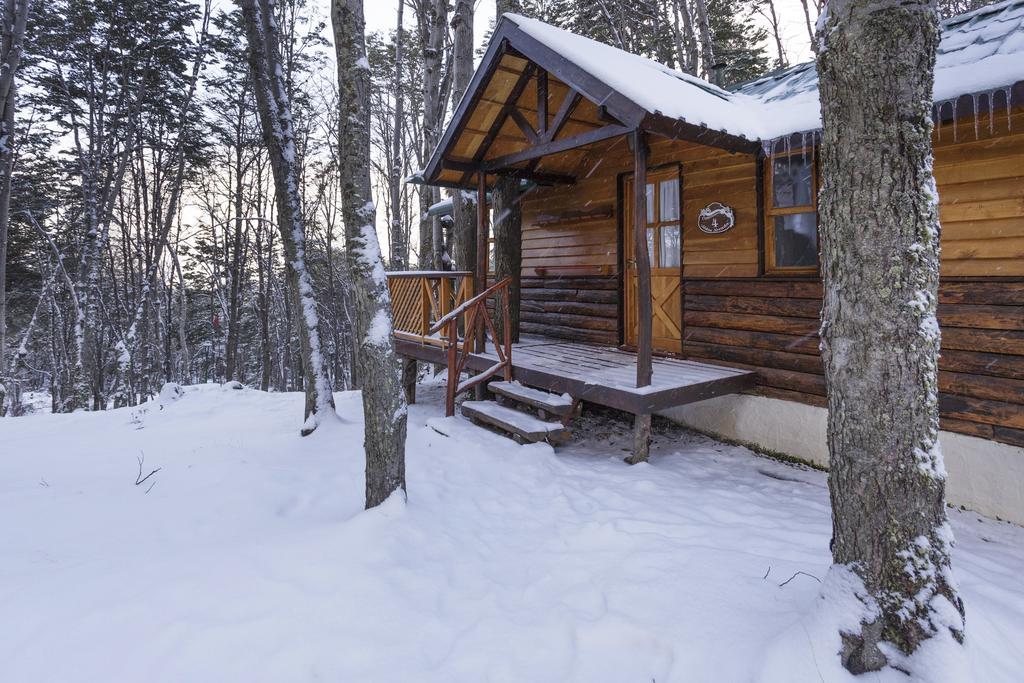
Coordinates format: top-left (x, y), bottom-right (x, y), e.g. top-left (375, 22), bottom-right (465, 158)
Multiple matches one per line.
top-left (697, 202), bottom-right (736, 234)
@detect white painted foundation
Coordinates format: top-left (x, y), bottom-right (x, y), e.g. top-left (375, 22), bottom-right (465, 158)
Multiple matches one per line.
top-left (659, 394), bottom-right (1024, 526)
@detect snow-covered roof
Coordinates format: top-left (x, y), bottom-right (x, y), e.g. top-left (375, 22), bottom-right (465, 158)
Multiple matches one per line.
top-left (505, 0), bottom-right (1024, 144)
top-left (735, 0), bottom-right (1024, 137)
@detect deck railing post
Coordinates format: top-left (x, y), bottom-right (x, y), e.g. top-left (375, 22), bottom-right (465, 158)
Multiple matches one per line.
top-left (503, 289), bottom-right (512, 381)
top-left (446, 317), bottom-right (458, 416)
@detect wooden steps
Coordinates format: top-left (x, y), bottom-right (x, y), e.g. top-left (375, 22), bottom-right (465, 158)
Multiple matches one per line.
top-left (461, 400), bottom-right (572, 445)
top-left (487, 381), bottom-right (574, 419)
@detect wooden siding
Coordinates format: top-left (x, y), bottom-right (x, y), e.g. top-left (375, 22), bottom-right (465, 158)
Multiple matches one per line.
top-left (520, 136), bottom-right (758, 278)
top-left (680, 279), bottom-right (1024, 448)
top-left (935, 107), bottom-right (1024, 276)
top-left (520, 275), bottom-right (618, 345)
top-left (516, 106), bottom-right (1024, 448)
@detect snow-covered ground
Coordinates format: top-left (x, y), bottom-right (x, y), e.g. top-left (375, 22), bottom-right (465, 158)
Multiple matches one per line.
top-left (1, 382), bottom-right (1022, 682)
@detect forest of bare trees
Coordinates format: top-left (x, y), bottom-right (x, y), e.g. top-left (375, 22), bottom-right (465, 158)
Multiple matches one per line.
top-left (0, 0), bottom-right (791, 420)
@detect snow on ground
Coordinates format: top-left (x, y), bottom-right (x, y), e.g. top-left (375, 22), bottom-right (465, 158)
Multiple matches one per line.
top-left (1, 382), bottom-right (1022, 682)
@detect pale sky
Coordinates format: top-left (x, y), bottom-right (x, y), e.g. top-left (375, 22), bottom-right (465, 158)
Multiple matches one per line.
top-left (362, 0), bottom-right (817, 65)
top-left (303, 0), bottom-right (818, 256)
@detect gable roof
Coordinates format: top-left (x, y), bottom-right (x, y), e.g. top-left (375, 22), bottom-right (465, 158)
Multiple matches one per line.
top-left (422, 1), bottom-right (1024, 188)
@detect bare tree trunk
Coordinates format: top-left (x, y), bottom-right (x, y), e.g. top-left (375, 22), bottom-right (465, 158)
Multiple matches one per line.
top-left (0, 0), bottom-right (29, 395)
top-left (492, 0), bottom-right (523, 343)
top-left (240, 0), bottom-right (335, 434)
top-left (817, 0), bottom-right (964, 673)
top-left (491, 174), bottom-right (520, 342)
top-left (448, 0), bottom-right (476, 276)
top-left (332, 0), bottom-right (407, 509)
top-left (758, 0), bottom-right (787, 68)
top-left (799, 0), bottom-right (817, 51)
top-left (388, 0), bottom-right (407, 269)
top-left (416, 0), bottom-right (447, 270)
top-left (692, 0), bottom-right (717, 84)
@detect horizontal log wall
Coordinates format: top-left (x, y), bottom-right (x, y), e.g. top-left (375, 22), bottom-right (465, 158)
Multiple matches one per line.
top-left (520, 275), bottom-right (618, 345)
top-left (934, 107), bottom-right (1024, 277)
top-left (515, 106), bottom-right (1024, 449)
top-left (680, 279), bottom-right (1024, 448)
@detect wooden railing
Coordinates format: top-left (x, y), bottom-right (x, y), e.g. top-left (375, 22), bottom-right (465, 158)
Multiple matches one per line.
top-left (430, 277), bottom-right (513, 416)
top-left (387, 271), bottom-right (473, 346)
top-left (387, 271), bottom-right (512, 417)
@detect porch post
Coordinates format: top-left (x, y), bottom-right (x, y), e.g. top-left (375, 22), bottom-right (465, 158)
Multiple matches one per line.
top-left (475, 173), bottom-right (489, 357)
top-left (632, 129), bottom-right (653, 388)
top-left (628, 128), bottom-right (653, 465)
top-left (475, 171), bottom-right (489, 302)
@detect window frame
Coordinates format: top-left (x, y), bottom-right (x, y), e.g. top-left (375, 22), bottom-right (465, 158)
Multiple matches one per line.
top-left (626, 168), bottom-right (682, 273)
top-left (764, 148), bottom-right (820, 276)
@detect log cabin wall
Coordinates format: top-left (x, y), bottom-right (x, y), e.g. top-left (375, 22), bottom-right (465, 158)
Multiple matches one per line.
top-left (517, 105), bottom-right (1024, 448)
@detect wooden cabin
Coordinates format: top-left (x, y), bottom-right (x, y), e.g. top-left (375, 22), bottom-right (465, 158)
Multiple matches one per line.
top-left (394, 1), bottom-right (1024, 523)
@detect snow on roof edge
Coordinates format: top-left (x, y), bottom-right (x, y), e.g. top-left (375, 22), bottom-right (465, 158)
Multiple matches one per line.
top-left (501, 1), bottom-right (1024, 145)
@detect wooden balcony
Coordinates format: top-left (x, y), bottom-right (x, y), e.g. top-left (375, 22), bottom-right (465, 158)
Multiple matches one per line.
top-left (388, 271), bottom-right (514, 416)
top-left (387, 271), bottom-right (473, 346)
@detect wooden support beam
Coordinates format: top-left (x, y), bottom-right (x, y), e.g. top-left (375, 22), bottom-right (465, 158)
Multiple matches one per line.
top-left (443, 159), bottom-right (575, 186)
top-left (509, 106), bottom-right (539, 143)
top-left (458, 63), bottom-right (537, 186)
top-left (546, 89), bottom-right (582, 143)
top-left (626, 413), bottom-right (652, 465)
top-left (475, 172), bottom-right (490, 353)
top-left (537, 69), bottom-right (548, 135)
top-left (633, 129), bottom-right (653, 389)
top-left (483, 123), bottom-right (631, 171)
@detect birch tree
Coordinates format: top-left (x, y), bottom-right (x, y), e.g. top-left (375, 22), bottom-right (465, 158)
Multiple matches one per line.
top-left (239, 0), bottom-right (335, 434)
top-left (816, 0), bottom-right (964, 672)
top-left (332, 0), bottom-right (407, 508)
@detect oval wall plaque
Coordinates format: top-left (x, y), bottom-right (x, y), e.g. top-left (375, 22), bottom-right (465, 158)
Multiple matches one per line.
top-left (697, 202), bottom-right (735, 234)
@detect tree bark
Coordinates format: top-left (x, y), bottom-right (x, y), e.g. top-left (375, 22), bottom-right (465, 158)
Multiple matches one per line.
top-left (691, 0), bottom-right (717, 84)
top-left (388, 0), bottom-right (407, 269)
top-left (491, 0), bottom-right (524, 344)
top-left (817, 0), bottom-right (964, 673)
top-left (491, 174), bottom-right (520, 343)
top-left (240, 0), bottom-right (335, 433)
top-left (448, 0), bottom-right (476, 276)
top-left (0, 0), bottom-right (29, 392)
top-left (332, 0), bottom-right (408, 509)
top-left (416, 0), bottom-right (447, 270)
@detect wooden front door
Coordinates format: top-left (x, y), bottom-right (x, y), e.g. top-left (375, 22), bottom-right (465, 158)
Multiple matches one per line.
top-left (624, 167), bottom-right (683, 352)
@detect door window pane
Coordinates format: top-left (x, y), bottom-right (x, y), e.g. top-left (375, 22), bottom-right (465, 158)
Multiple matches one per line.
top-left (659, 224), bottom-right (680, 268)
top-left (772, 155), bottom-right (813, 208)
top-left (774, 213), bottom-right (818, 267)
top-left (659, 180), bottom-right (680, 221)
top-left (645, 183), bottom-right (655, 223)
top-left (646, 227), bottom-right (655, 264)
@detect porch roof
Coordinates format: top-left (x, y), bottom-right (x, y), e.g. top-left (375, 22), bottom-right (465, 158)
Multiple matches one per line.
top-left (421, 0), bottom-right (1024, 190)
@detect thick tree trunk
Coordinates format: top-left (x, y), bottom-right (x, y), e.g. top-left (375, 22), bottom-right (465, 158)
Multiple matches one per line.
top-left (240, 0), bottom-right (334, 433)
top-left (332, 0), bottom-right (408, 509)
top-left (817, 0), bottom-right (964, 673)
top-left (448, 0), bottom-right (475, 276)
top-left (491, 174), bottom-right (520, 342)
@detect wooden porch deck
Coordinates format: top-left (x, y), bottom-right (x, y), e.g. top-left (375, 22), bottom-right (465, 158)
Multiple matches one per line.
top-left (395, 334), bottom-right (757, 415)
